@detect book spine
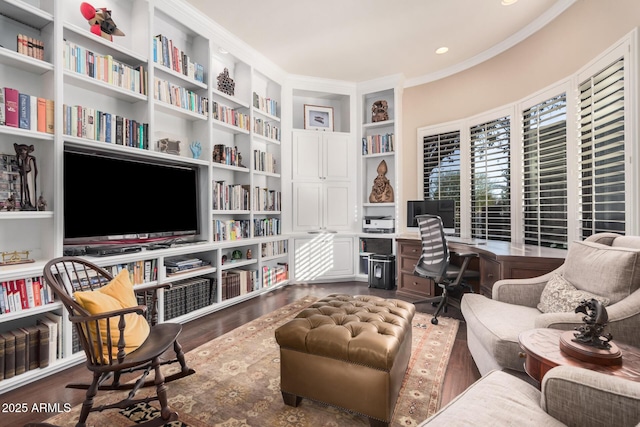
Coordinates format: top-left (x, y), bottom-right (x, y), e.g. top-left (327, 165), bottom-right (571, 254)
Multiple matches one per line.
top-left (4, 87), bottom-right (19, 127)
top-left (19, 93), bottom-right (30, 129)
top-left (2, 333), bottom-right (15, 379)
top-left (45, 99), bottom-right (54, 133)
top-left (0, 87), bottom-right (4, 126)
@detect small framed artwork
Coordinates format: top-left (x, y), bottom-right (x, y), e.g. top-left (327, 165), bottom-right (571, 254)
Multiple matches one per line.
top-left (304, 104), bottom-right (334, 131)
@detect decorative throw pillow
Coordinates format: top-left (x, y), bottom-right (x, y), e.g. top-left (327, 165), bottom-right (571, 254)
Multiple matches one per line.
top-left (74, 269), bottom-right (150, 362)
top-left (537, 273), bottom-right (610, 313)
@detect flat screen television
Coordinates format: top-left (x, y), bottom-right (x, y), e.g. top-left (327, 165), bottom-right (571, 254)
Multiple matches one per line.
top-left (407, 199), bottom-right (456, 230)
top-left (63, 150), bottom-right (200, 244)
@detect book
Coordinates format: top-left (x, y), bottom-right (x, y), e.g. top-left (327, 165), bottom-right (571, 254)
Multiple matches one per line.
top-left (38, 317), bottom-right (57, 364)
top-left (29, 95), bottom-right (37, 131)
top-left (37, 97), bottom-right (46, 132)
top-left (1, 331), bottom-right (16, 379)
top-left (44, 312), bottom-right (63, 360)
top-left (4, 87), bottom-right (19, 127)
top-left (19, 93), bottom-right (30, 129)
top-left (36, 323), bottom-right (50, 368)
top-left (22, 325), bottom-right (40, 370)
top-left (16, 278), bottom-right (29, 310)
top-left (0, 334), bottom-right (4, 380)
top-left (0, 87), bottom-right (4, 126)
top-left (45, 99), bottom-right (54, 133)
top-left (12, 329), bottom-right (27, 376)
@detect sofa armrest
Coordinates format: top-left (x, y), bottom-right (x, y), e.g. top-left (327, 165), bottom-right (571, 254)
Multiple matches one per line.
top-left (541, 365), bottom-right (640, 427)
top-left (492, 269), bottom-right (559, 307)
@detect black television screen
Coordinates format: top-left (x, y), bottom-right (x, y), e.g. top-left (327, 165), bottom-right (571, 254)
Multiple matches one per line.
top-left (64, 150), bottom-right (199, 243)
top-left (407, 199), bottom-right (455, 229)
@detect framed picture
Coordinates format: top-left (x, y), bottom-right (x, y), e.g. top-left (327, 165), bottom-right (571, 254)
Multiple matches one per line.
top-left (304, 104), bottom-right (334, 131)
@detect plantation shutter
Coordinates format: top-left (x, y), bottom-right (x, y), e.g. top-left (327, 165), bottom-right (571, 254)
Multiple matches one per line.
top-left (578, 57), bottom-right (626, 238)
top-left (423, 131), bottom-right (461, 233)
top-left (470, 116), bottom-right (511, 241)
top-left (522, 94), bottom-right (568, 248)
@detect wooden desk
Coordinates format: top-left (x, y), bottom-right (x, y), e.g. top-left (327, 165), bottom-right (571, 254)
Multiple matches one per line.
top-left (519, 328), bottom-right (640, 384)
top-left (396, 235), bottom-right (566, 298)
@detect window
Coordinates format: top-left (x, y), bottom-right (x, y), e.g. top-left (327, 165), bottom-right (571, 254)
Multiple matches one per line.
top-left (522, 94), bottom-right (568, 248)
top-left (578, 57), bottom-right (626, 238)
top-left (422, 131), bottom-right (461, 233)
top-left (470, 116), bottom-right (511, 241)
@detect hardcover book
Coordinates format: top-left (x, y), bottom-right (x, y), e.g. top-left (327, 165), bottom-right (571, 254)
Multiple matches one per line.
top-left (4, 87), bottom-right (19, 127)
top-left (23, 325), bottom-right (40, 370)
top-left (12, 329), bottom-right (27, 376)
top-left (45, 99), bottom-right (54, 133)
top-left (0, 87), bottom-right (5, 126)
top-left (19, 93), bottom-right (30, 129)
top-left (0, 331), bottom-right (16, 379)
top-left (0, 334), bottom-right (4, 380)
top-left (36, 323), bottom-right (50, 368)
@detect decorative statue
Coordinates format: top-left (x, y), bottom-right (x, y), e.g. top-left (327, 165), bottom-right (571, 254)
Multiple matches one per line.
top-left (573, 299), bottom-right (613, 349)
top-left (14, 143), bottom-right (37, 210)
top-left (369, 160), bottom-right (394, 203)
top-left (37, 194), bottom-right (47, 211)
top-left (5, 194), bottom-right (16, 211)
top-left (80, 2), bottom-right (125, 41)
top-left (190, 141), bottom-right (202, 159)
top-left (246, 249), bottom-right (252, 259)
top-left (371, 100), bottom-right (389, 123)
top-left (217, 68), bottom-right (235, 96)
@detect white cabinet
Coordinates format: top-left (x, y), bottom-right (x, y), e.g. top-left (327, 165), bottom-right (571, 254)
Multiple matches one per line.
top-left (291, 130), bottom-right (355, 232)
top-left (292, 131), bottom-right (352, 181)
top-left (293, 235), bottom-right (354, 281)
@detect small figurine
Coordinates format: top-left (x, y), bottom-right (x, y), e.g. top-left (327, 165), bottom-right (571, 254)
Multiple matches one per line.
top-left (232, 249), bottom-right (242, 260)
top-left (14, 143), bottom-right (37, 211)
top-left (246, 249), bottom-right (252, 259)
top-left (80, 2), bottom-right (125, 41)
top-left (221, 254), bottom-right (227, 265)
top-left (217, 68), bottom-right (235, 96)
top-left (5, 194), bottom-right (16, 211)
top-left (37, 194), bottom-right (47, 211)
top-left (573, 299), bottom-right (613, 349)
top-left (369, 160), bottom-right (394, 203)
top-left (372, 100), bottom-right (389, 123)
top-left (190, 141), bottom-right (202, 159)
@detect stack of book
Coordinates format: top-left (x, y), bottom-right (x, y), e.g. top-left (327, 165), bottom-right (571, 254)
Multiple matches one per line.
top-left (17, 34), bottom-right (44, 60)
top-left (163, 277), bottom-right (212, 320)
top-left (0, 277), bottom-right (54, 314)
top-left (165, 256), bottom-right (209, 275)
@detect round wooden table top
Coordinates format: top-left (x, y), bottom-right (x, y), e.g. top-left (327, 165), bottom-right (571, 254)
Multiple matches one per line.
top-left (518, 328), bottom-right (640, 384)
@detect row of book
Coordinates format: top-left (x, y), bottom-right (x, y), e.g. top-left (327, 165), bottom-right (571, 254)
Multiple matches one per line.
top-left (253, 118), bottom-right (281, 141)
top-left (254, 149), bottom-right (277, 174)
top-left (104, 260), bottom-right (158, 285)
top-left (0, 312), bottom-right (60, 381)
top-left (213, 219), bottom-right (251, 241)
top-left (0, 153), bottom-right (21, 208)
top-left (254, 188), bottom-right (282, 212)
top-left (62, 104), bottom-right (149, 150)
top-left (153, 34), bottom-right (205, 83)
top-left (254, 217), bottom-right (281, 237)
top-left (261, 240), bottom-right (287, 258)
top-left (17, 34), bottom-right (44, 61)
top-left (163, 277), bottom-right (213, 320)
top-left (62, 104), bottom-right (149, 149)
top-left (362, 133), bottom-right (395, 155)
top-left (63, 40), bottom-right (147, 95)
top-left (213, 144), bottom-right (243, 167)
top-left (0, 277), bottom-right (54, 315)
top-left (212, 101), bottom-right (250, 130)
top-left (221, 269), bottom-right (257, 300)
top-left (253, 92), bottom-right (278, 117)
top-left (262, 263), bottom-right (288, 288)
top-left (154, 77), bottom-right (209, 116)
top-left (213, 182), bottom-right (250, 211)
top-left (0, 87), bottom-right (54, 133)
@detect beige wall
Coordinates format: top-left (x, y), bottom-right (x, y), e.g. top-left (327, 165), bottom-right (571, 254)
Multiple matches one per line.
top-left (402, 0), bottom-right (640, 210)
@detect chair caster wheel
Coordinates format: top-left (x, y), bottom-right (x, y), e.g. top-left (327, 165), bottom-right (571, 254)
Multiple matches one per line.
top-left (431, 318), bottom-right (439, 325)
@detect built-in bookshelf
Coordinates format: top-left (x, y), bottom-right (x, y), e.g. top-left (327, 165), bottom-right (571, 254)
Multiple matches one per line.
top-left (0, 0), bottom-right (288, 393)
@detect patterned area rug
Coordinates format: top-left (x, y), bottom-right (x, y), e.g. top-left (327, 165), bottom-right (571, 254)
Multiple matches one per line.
top-left (42, 296), bottom-right (459, 427)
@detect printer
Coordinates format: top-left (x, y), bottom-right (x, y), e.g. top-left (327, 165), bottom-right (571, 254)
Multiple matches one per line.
top-left (363, 216), bottom-right (395, 233)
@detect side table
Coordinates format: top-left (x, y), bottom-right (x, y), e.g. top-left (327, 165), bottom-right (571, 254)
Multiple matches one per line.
top-left (518, 328), bottom-right (640, 384)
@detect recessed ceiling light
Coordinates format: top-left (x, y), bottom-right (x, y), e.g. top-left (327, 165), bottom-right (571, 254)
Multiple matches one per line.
top-left (501, 0), bottom-right (518, 5)
top-left (435, 47), bottom-right (449, 55)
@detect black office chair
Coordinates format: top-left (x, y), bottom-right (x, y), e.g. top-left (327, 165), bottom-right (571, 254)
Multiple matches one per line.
top-left (412, 214), bottom-right (479, 325)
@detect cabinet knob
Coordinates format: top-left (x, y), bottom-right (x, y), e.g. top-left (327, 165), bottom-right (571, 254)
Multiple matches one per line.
top-left (487, 273), bottom-right (494, 278)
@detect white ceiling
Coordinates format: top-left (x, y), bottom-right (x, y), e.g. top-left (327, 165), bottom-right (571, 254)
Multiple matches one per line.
top-left (184, 0), bottom-right (575, 84)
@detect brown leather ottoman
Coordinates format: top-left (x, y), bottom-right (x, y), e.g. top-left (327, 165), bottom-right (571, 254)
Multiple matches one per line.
top-left (275, 294), bottom-right (416, 427)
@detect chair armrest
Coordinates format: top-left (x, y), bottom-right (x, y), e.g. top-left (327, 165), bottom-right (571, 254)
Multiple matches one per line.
top-left (492, 270), bottom-right (558, 307)
top-left (69, 304), bottom-right (147, 322)
top-left (541, 365), bottom-right (640, 427)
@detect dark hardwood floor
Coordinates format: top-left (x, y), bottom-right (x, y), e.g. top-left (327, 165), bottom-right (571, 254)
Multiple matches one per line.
top-left (2, 281), bottom-right (480, 426)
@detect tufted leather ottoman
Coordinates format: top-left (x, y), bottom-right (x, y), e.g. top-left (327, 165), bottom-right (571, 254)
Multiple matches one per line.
top-left (275, 294), bottom-right (416, 427)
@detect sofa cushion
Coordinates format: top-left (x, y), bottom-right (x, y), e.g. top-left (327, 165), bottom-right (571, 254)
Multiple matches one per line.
top-left (562, 240), bottom-right (640, 304)
top-left (418, 370), bottom-right (564, 426)
top-left (538, 273), bottom-right (610, 313)
top-left (461, 294), bottom-right (540, 372)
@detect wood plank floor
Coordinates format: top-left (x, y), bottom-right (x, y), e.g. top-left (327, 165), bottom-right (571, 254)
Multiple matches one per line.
top-left (2, 281), bottom-right (480, 425)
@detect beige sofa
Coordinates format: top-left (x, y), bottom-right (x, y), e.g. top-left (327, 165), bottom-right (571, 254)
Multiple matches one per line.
top-left (461, 233), bottom-right (640, 375)
top-left (419, 366), bottom-right (640, 426)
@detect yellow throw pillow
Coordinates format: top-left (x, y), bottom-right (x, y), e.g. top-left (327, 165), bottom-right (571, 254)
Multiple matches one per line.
top-left (74, 269), bottom-right (150, 363)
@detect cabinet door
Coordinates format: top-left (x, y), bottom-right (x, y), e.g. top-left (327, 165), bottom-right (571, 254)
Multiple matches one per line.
top-left (292, 182), bottom-right (323, 231)
top-left (324, 182), bottom-right (352, 231)
top-left (323, 237), bottom-right (355, 277)
top-left (323, 133), bottom-right (352, 180)
top-left (293, 237), bottom-right (354, 280)
top-left (292, 132), bottom-right (322, 180)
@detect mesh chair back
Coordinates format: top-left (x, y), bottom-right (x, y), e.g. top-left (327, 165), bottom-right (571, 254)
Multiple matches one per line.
top-left (414, 214), bottom-right (450, 282)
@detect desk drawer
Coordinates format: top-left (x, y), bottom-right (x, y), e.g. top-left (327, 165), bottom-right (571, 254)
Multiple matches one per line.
top-left (400, 255), bottom-right (421, 273)
top-left (399, 241), bottom-right (422, 258)
top-left (398, 272), bottom-right (435, 297)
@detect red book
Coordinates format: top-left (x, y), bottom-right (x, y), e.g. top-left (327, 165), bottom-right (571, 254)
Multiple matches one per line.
top-left (32, 277), bottom-right (42, 306)
top-left (4, 87), bottom-right (19, 127)
top-left (16, 279), bottom-right (29, 310)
